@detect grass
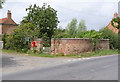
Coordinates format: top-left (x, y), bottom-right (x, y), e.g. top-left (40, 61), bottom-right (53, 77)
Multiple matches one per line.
top-left (0, 35), bottom-right (2, 41)
top-left (77, 49), bottom-right (118, 58)
top-left (1, 49), bottom-right (119, 58)
top-left (1, 49), bottom-right (26, 55)
top-left (2, 49), bottom-right (21, 54)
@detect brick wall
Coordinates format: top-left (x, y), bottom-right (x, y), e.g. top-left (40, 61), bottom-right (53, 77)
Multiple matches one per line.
top-left (51, 38), bottom-right (109, 55)
top-left (2, 24), bottom-right (17, 34)
top-left (99, 39), bottom-right (110, 49)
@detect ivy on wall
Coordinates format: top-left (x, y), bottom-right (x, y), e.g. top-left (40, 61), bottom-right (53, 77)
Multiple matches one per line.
top-left (111, 17), bottom-right (120, 29)
top-left (111, 16), bottom-right (120, 50)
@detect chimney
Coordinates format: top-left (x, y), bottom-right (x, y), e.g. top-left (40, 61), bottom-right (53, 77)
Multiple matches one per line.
top-left (114, 12), bottom-right (118, 18)
top-left (7, 10), bottom-right (11, 19)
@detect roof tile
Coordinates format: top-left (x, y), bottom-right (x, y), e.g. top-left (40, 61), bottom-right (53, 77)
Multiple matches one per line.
top-left (0, 18), bottom-right (7, 23)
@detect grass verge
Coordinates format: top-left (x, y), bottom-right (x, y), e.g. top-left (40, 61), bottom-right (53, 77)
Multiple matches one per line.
top-left (1, 49), bottom-right (118, 58)
top-left (77, 49), bottom-right (118, 58)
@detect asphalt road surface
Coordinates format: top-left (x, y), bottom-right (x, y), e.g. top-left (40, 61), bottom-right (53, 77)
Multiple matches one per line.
top-left (2, 55), bottom-right (118, 80)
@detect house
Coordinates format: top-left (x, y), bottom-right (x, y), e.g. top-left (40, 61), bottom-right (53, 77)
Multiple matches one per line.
top-left (0, 10), bottom-right (18, 35)
top-left (106, 12), bottom-right (119, 34)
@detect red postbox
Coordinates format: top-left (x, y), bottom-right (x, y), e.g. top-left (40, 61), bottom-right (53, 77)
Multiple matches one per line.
top-left (32, 41), bottom-right (36, 47)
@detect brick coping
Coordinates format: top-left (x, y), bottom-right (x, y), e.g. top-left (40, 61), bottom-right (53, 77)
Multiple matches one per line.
top-left (51, 38), bottom-right (109, 40)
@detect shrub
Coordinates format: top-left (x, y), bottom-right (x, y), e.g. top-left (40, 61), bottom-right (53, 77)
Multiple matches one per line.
top-left (38, 48), bottom-right (43, 54)
top-left (4, 23), bottom-right (36, 52)
top-left (56, 53), bottom-right (64, 56)
top-left (32, 47), bottom-right (37, 53)
top-left (22, 48), bottom-right (29, 53)
top-left (99, 28), bottom-right (118, 49)
top-left (80, 30), bottom-right (102, 51)
top-left (27, 50), bottom-right (33, 54)
top-left (2, 33), bottom-right (8, 49)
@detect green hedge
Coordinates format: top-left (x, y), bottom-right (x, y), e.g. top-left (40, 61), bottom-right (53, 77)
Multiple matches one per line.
top-left (99, 28), bottom-right (118, 49)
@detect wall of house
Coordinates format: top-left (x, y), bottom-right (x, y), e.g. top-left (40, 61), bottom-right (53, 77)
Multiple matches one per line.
top-left (1, 10), bottom-right (17, 35)
top-left (2, 25), bottom-right (17, 34)
top-left (51, 38), bottom-right (109, 55)
top-left (2, 24), bottom-right (17, 34)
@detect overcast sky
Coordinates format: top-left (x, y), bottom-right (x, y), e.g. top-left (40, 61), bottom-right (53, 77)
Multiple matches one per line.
top-left (0, 0), bottom-right (119, 30)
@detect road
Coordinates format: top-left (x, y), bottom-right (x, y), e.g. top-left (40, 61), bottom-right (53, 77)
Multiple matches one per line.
top-left (2, 55), bottom-right (118, 80)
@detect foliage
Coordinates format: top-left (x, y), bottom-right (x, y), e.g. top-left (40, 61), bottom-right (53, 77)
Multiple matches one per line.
top-left (118, 31), bottom-right (120, 50)
top-left (66, 18), bottom-right (77, 38)
top-left (83, 30), bottom-right (102, 40)
top-left (75, 30), bottom-right (102, 50)
top-left (2, 49), bottom-right (118, 58)
top-left (42, 32), bottom-right (51, 47)
top-left (0, 35), bottom-right (2, 41)
top-left (65, 18), bottom-right (87, 38)
top-left (4, 3), bottom-right (59, 52)
top-left (76, 19), bottom-right (87, 38)
top-left (111, 17), bottom-right (120, 29)
top-left (77, 19), bottom-right (87, 32)
top-left (22, 3), bottom-right (59, 39)
top-left (2, 33), bottom-right (7, 48)
top-left (76, 31), bottom-right (87, 38)
top-left (82, 30), bottom-right (102, 51)
top-left (0, 0), bottom-right (5, 9)
top-left (52, 27), bottom-right (69, 38)
top-left (32, 47), bottom-right (37, 53)
top-left (78, 49), bottom-right (118, 58)
top-left (53, 18), bottom-right (102, 51)
top-left (111, 16), bottom-right (120, 50)
top-left (99, 28), bottom-right (118, 49)
top-left (5, 23), bottom-right (35, 52)
top-left (111, 17), bottom-right (120, 50)
top-left (53, 26), bottom-right (102, 51)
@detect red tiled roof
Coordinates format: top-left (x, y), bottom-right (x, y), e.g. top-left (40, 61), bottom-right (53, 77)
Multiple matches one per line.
top-left (0, 18), bottom-right (7, 23)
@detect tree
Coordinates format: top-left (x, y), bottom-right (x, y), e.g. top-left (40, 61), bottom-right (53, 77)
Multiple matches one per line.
top-left (77, 19), bottom-right (87, 32)
top-left (0, 0), bottom-right (5, 9)
top-left (4, 3), bottom-right (59, 52)
top-left (76, 19), bottom-right (87, 38)
top-left (52, 27), bottom-right (69, 38)
top-left (22, 3), bottom-right (59, 40)
top-left (66, 18), bottom-right (77, 38)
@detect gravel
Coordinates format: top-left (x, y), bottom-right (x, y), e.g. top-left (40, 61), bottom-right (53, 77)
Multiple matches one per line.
top-left (2, 53), bottom-right (76, 75)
